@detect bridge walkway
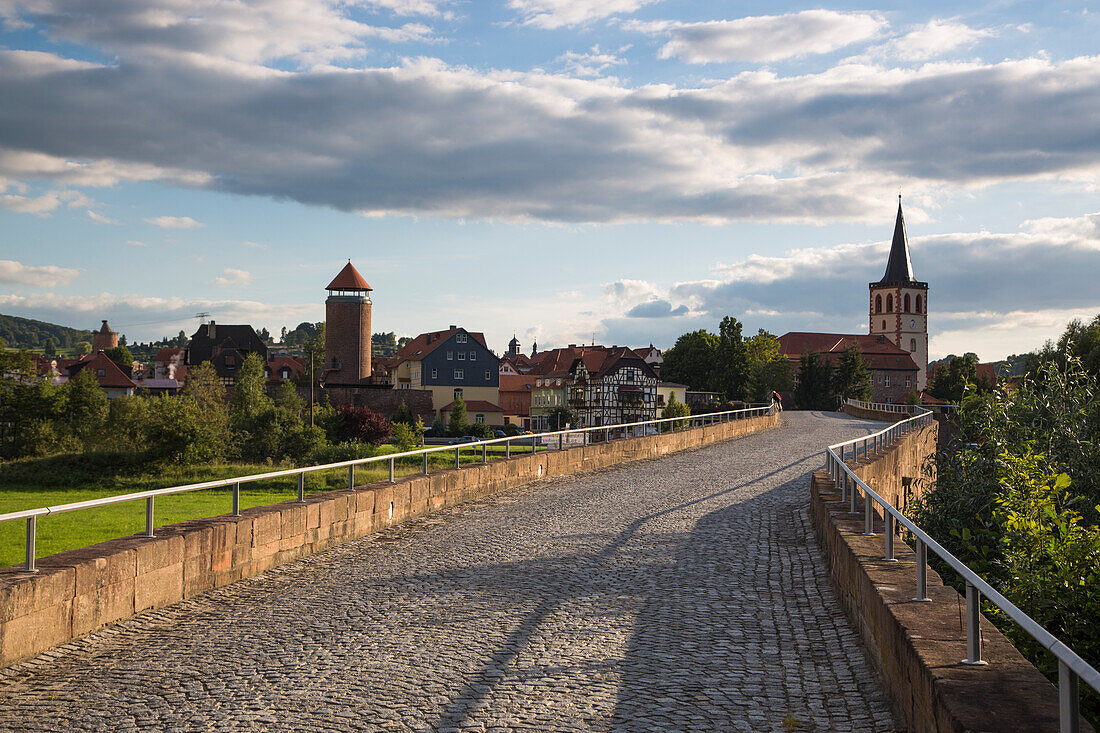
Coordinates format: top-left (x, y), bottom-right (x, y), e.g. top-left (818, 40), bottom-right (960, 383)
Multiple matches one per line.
top-left (0, 412), bottom-right (897, 732)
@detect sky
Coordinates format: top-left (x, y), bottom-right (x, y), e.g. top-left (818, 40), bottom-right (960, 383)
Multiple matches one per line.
top-left (1, 0), bottom-right (1099, 361)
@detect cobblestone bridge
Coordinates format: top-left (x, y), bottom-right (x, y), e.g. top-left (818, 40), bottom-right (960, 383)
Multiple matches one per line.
top-left (0, 412), bottom-right (899, 732)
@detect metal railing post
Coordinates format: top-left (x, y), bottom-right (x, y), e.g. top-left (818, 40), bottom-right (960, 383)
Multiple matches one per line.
top-left (232, 482), bottom-right (241, 516)
top-left (25, 516), bottom-right (37, 572)
top-left (454, 447), bottom-right (460, 470)
top-left (505, 439), bottom-right (511, 459)
top-left (145, 497), bottom-right (155, 538)
top-left (298, 472), bottom-right (307, 501)
top-left (962, 582), bottom-right (987, 665)
top-left (1060, 660), bottom-right (1081, 733)
top-left (559, 433), bottom-right (563, 451)
top-left (389, 458), bottom-right (395, 484)
top-left (849, 474), bottom-right (858, 514)
top-left (863, 489), bottom-right (876, 535)
top-left (422, 452), bottom-right (428, 475)
top-left (914, 538), bottom-right (930, 602)
top-left (348, 464), bottom-right (355, 490)
top-left (883, 512), bottom-right (896, 561)
top-left (482, 444), bottom-right (487, 464)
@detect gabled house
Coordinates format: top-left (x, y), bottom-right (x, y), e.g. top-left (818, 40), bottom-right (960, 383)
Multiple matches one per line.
top-left (63, 352), bottom-right (137, 398)
top-left (389, 325), bottom-right (503, 425)
top-left (186, 321), bottom-right (268, 385)
top-left (567, 347), bottom-right (659, 427)
top-left (498, 373), bottom-right (535, 429)
top-left (777, 332), bottom-right (920, 404)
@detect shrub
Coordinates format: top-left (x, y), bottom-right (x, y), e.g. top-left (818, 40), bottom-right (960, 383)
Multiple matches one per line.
top-left (336, 406), bottom-right (392, 445)
top-left (447, 397), bottom-right (469, 437)
top-left (467, 422), bottom-right (493, 440)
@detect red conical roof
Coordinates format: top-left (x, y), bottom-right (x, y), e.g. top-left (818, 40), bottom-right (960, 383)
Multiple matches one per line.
top-left (326, 261), bottom-right (372, 291)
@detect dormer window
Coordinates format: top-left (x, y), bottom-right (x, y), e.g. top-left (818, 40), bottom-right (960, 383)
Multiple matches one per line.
top-left (96, 369), bottom-right (106, 378)
top-left (456, 333), bottom-right (468, 344)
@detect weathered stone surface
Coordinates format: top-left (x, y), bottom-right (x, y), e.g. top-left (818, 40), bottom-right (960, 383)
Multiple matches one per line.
top-left (0, 413), bottom-right (897, 731)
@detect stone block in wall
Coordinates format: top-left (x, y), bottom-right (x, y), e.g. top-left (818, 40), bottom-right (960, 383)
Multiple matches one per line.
top-left (249, 511), bottom-right (281, 549)
top-left (280, 505), bottom-right (306, 539)
top-left (135, 534), bottom-right (184, 576)
top-left (0, 600), bottom-right (72, 667)
top-left (134, 562), bottom-right (183, 613)
top-left (73, 576), bottom-right (133, 636)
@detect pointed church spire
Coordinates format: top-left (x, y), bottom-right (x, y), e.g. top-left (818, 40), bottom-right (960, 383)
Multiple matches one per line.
top-left (879, 195), bottom-right (916, 284)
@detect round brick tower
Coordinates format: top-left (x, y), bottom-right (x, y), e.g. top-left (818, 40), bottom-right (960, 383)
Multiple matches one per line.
top-left (324, 261), bottom-right (372, 384)
top-left (93, 320), bottom-right (118, 352)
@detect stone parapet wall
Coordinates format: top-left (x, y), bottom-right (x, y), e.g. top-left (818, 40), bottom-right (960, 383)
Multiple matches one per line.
top-left (0, 411), bottom-right (776, 669)
top-left (811, 420), bottom-right (1094, 732)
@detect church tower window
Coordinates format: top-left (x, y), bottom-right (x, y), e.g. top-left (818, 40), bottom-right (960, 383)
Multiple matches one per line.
top-left (886, 294), bottom-right (893, 312)
top-left (916, 294), bottom-right (922, 313)
top-left (875, 295), bottom-right (882, 313)
top-left (904, 293), bottom-right (911, 312)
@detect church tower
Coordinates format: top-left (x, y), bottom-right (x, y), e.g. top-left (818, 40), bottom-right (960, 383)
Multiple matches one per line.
top-left (324, 261), bottom-right (372, 383)
top-left (869, 197), bottom-right (929, 389)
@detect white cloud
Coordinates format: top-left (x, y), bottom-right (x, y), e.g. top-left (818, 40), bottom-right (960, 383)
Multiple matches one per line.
top-left (242, 240), bottom-right (268, 249)
top-left (214, 268), bottom-right (254, 286)
top-left (125, 240), bottom-right (148, 247)
top-left (0, 0), bottom-right (438, 69)
top-left (632, 10), bottom-right (885, 64)
top-left (555, 45), bottom-right (628, 77)
top-left (0, 259), bottom-right (80, 287)
top-left (145, 215), bottom-right (203, 229)
top-left (510, 0), bottom-right (658, 29)
top-left (884, 19), bottom-right (997, 61)
top-left (86, 210), bottom-right (114, 224)
top-left (0, 192), bottom-right (60, 216)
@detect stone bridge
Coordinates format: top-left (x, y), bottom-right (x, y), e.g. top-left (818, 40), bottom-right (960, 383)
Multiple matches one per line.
top-left (0, 412), bottom-right (907, 732)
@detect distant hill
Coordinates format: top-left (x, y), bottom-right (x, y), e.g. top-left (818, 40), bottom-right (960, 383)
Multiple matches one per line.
top-left (0, 314), bottom-right (94, 351)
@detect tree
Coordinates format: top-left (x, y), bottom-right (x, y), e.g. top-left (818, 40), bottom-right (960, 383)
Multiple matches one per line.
top-left (832, 344), bottom-right (873, 402)
top-left (119, 334), bottom-right (127, 347)
top-left (547, 405), bottom-right (577, 431)
top-left (448, 396), bottom-right (469, 437)
top-left (67, 368), bottom-right (109, 448)
top-left (661, 392), bottom-right (690, 430)
top-left (744, 329), bottom-right (792, 403)
top-left (661, 330), bottom-right (719, 391)
top-left (231, 353), bottom-right (272, 424)
top-left (795, 352), bottom-right (834, 410)
top-left (928, 353), bottom-right (980, 403)
top-left (75, 341), bottom-right (93, 356)
top-left (712, 316), bottom-right (749, 400)
top-left (104, 345), bottom-right (134, 367)
top-left (392, 400), bottom-right (414, 426)
top-left (43, 338), bottom-right (56, 356)
top-left (257, 327), bottom-right (272, 343)
top-left (337, 406), bottom-right (391, 444)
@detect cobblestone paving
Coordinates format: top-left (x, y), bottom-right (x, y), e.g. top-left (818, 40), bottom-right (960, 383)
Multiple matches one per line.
top-left (0, 411), bottom-right (898, 732)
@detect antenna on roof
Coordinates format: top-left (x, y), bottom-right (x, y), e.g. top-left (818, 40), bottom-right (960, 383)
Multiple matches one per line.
top-left (194, 312), bottom-right (211, 324)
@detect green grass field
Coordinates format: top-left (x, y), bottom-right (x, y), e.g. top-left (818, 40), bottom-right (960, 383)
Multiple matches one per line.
top-left (0, 443), bottom-right (542, 568)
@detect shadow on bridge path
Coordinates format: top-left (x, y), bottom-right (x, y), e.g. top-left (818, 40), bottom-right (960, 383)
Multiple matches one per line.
top-left (0, 412), bottom-right (898, 732)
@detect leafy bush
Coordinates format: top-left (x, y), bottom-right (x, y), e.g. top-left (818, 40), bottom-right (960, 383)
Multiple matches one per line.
top-left (336, 406), bottom-right (392, 445)
top-left (911, 355), bottom-right (1100, 722)
top-left (503, 423), bottom-right (522, 437)
top-left (466, 422), bottom-right (493, 440)
top-left (391, 420), bottom-right (424, 452)
top-left (309, 441), bottom-right (380, 465)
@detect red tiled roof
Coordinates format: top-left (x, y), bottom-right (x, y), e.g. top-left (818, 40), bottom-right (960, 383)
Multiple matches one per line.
top-left (265, 356), bottom-right (304, 379)
top-left (154, 348), bottom-right (185, 363)
top-left (498, 374), bottom-right (535, 392)
top-left (326, 261), bottom-right (372, 291)
top-left (439, 400), bottom-right (503, 412)
top-left (392, 327), bottom-right (489, 364)
top-left (778, 332), bottom-right (918, 372)
top-left (66, 352), bottom-right (137, 389)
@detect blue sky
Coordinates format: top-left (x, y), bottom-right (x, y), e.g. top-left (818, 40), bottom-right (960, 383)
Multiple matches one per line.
top-left (1, 0), bottom-right (1099, 360)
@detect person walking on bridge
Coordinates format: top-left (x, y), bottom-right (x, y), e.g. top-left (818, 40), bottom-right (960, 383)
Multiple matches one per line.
top-left (772, 390), bottom-right (783, 411)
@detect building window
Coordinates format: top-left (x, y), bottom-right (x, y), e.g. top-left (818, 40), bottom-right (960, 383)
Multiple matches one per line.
top-left (280, 368), bottom-right (290, 379)
top-left (885, 375), bottom-right (891, 387)
top-left (447, 351), bottom-right (453, 360)
top-left (456, 333), bottom-right (468, 343)
top-left (910, 338), bottom-right (916, 352)
top-left (454, 369), bottom-right (463, 379)
top-left (916, 294), bottom-right (923, 313)
top-left (458, 351), bottom-right (465, 360)
top-left (96, 368), bottom-right (106, 377)
top-left (906, 376), bottom-right (912, 388)
top-left (886, 294), bottom-right (893, 312)
top-left (904, 293), bottom-right (911, 312)
top-left (431, 368), bottom-right (437, 379)
top-left (475, 414), bottom-right (485, 424)
top-left (875, 294), bottom-right (882, 313)
top-left (882, 319), bottom-right (886, 329)
top-left (484, 370), bottom-right (491, 380)
top-left (469, 351), bottom-right (476, 361)
top-left (454, 388), bottom-right (463, 400)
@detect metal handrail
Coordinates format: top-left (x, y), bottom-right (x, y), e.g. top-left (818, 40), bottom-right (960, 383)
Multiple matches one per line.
top-left (4, 402), bottom-right (776, 573)
top-left (829, 398), bottom-right (1099, 732)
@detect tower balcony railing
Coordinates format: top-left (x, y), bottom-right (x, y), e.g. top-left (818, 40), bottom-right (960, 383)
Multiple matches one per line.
top-left (828, 398), bottom-right (1099, 733)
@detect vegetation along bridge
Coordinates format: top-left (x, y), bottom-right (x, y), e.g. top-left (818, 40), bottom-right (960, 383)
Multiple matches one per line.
top-left (0, 411), bottom-right (915, 731)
